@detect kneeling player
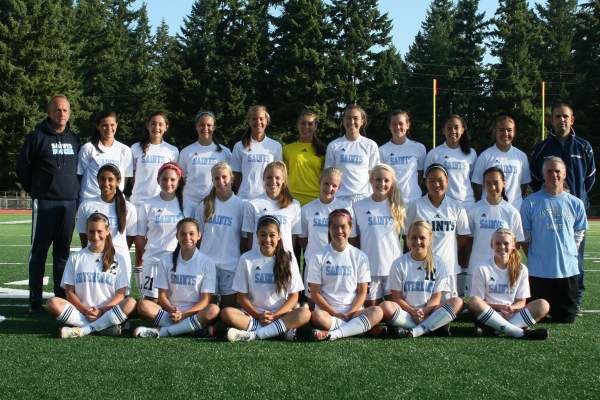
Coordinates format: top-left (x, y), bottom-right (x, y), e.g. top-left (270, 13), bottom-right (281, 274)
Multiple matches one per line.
top-left (380, 220), bottom-right (463, 338)
top-left (222, 215), bottom-right (310, 342)
top-left (46, 213), bottom-right (136, 338)
top-left (134, 218), bottom-right (219, 338)
top-left (467, 228), bottom-right (549, 340)
top-left (309, 209), bottom-right (383, 341)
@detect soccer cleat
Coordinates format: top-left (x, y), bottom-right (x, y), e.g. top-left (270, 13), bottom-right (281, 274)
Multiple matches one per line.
top-left (226, 328), bottom-right (255, 342)
top-left (390, 327), bottom-right (413, 339)
top-left (60, 326), bottom-right (83, 339)
top-left (96, 325), bottom-right (122, 337)
top-left (473, 325), bottom-right (499, 338)
top-left (312, 329), bottom-right (331, 342)
top-left (283, 328), bottom-right (297, 341)
top-left (521, 328), bottom-right (548, 340)
top-left (433, 324), bottom-right (451, 337)
top-left (194, 325), bottom-right (217, 339)
top-left (133, 326), bottom-right (160, 338)
top-left (366, 324), bottom-right (388, 338)
top-left (576, 305), bottom-right (583, 317)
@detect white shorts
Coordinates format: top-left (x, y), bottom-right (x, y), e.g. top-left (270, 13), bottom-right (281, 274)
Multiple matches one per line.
top-left (314, 303), bottom-right (360, 316)
top-left (337, 193), bottom-right (369, 204)
top-left (217, 268), bottom-right (236, 296)
top-left (141, 258), bottom-right (160, 298)
top-left (444, 273), bottom-right (459, 300)
top-left (366, 276), bottom-right (389, 301)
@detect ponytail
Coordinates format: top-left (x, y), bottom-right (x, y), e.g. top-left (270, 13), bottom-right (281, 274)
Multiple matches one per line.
top-left (371, 164), bottom-right (406, 234)
top-left (114, 187), bottom-right (127, 234)
top-left (257, 215), bottom-right (291, 295)
top-left (494, 228), bottom-right (522, 288)
top-left (86, 213), bottom-right (116, 272)
top-left (203, 187), bottom-right (217, 222)
top-left (410, 220), bottom-right (435, 278)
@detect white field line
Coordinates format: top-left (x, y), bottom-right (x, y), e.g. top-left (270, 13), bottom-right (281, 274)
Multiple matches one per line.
top-left (0, 220), bottom-right (30, 225)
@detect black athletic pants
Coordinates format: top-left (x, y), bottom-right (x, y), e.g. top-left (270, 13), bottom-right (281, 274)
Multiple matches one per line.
top-left (529, 275), bottom-right (578, 323)
top-left (29, 199), bottom-right (77, 308)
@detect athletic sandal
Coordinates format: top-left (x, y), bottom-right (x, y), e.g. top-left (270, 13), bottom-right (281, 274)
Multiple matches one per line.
top-left (60, 326), bottom-right (83, 339)
top-left (133, 326), bottom-right (160, 338)
top-left (226, 328), bottom-right (254, 342)
top-left (521, 328), bottom-right (548, 340)
top-left (312, 329), bottom-right (331, 342)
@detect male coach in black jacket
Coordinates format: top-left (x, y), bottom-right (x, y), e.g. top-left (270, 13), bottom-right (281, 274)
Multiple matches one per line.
top-left (17, 94), bottom-right (80, 314)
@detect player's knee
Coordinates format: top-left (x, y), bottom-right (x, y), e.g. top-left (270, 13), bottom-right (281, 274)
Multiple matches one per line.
top-left (295, 307), bottom-right (311, 325)
top-left (365, 305), bottom-right (383, 323)
top-left (136, 299), bottom-right (152, 317)
top-left (379, 300), bottom-right (396, 319)
top-left (121, 297), bottom-right (137, 315)
top-left (45, 297), bottom-right (62, 315)
top-left (448, 296), bottom-right (463, 311)
top-left (202, 304), bottom-right (220, 320)
top-left (310, 310), bottom-right (326, 326)
top-left (467, 296), bottom-right (484, 312)
top-left (533, 298), bottom-right (550, 318)
top-left (219, 306), bottom-right (236, 325)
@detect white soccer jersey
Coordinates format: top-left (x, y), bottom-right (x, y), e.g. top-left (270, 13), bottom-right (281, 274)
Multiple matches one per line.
top-left (61, 247), bottom-right (129, 309)
top-left (386, 253), bottom-right (451, 308)
top-left (77, 140), bottom-right (134, 200)
top-left (404, 195), bottom-right (470, 275)
top-left (300, 197), bottom-right (356, 263)
top-left (469, 260), bottom-right (530, 306)
top-left (306, 244), bottom-right (371, 313)
top-left (379, 139), bottom-right (426, 203)
top-left (179, 142), bottom-right (232, 208)
top-left (353, 197), bottom-right (402, 277)
top-left (324, 136), bottom-right (380, 198)
top-left (232, 249), bottom-right (304, 313)
top-left (195, 194), bottom-right (244, 272)
top-left (230, 137), bottom-right (282, 200)
top-left (137, 195), bottom-right (183, 264)
top-left (242, 194), bottom-right (301, 254)
top-left (467, 198), bottom-right (524, 269)
top-left (424, 143), bottom-right (477, 206)
top-left (129, 141), bottom-right (179, 204)
top-left (155, 249), bottom-right (217, 311)
top-left (471, 144), bottom-right (531, 209)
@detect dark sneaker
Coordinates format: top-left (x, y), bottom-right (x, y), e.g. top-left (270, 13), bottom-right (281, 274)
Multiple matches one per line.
top-left (432, 324), bottom-right (451, 337)
top-left (390, 327), bottom-right (413, 339)
top-left (473, 324), bottom-right (499, 337)
top-left (576, 305), bottom-right (583, 317)
top-left (521, 328), bottom-right (548, 340)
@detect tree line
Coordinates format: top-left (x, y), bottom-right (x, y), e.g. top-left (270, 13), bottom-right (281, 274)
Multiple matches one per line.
top-left (1, 0), bottom-right (598, 203)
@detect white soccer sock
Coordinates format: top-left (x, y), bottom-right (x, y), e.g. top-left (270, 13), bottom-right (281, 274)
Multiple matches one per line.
top-left (388, 307), bottom-right (417, 329)
top-left (477, 306), bottom-right (524, 338)
top-left (133, 267), bottom-right (143, 290)
top-left (83, 305), bottom-right (128, 336)
top-left (255, 319), bottom-right (287, 340)
top-left (412, 304), bottom-right (456, 337)
top-left (329, 314), bottom-right (371, 341)
top-left (160, 314), bottom-right (203, 337)
top-left (329, 316), bottom-right (344, 331)
top-left (56, 304), bottom-right (86, 327)
top-left (153, 309), bottom-right (173, 327)
top-left (246, 317), bottom-right (262, 332)
top-left (508, 308), bottom-right (536, 329)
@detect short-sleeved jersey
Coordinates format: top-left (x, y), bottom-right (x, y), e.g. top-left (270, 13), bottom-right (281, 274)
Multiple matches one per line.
top-left (405, 195), bottom-right (471, 275)
top-left (467, 198), bottom-right (524, 269)
top-left (520, 190), bottom-right (588, 278)
top-left (300, 197), bottom-right (356, 263)
top-left (424, 143), bottom-right (477, 206)
top-left (77, 140), bottom-right (134, 200)
top-left (230, 137), bottom-right (282, 200)
top-left (306, 244), bottom-right (370, 312)
top-left (353, 197), bottom-right (402, 277)
top-left (61, 247), bottom-right (129, 309)
top-left (232, 249), bottom-right (304, 313)
top-left (283, 141), bottom-right (324, 205)
top-left (155, 249), bottom-right (216, 311)
top-left (129, 141), bottom-right (179, 204)
top-left (469, 260), bottom-right (530, 306)
top-left (386, 252), bottom-right (451, 308)
top-left (178, 142), bottom-right (232, 204)
top-left (324, 136), bottom-right (380, 198)
top-left (379, 139), bottom-right (427, 203)
top-left (471, 144), bottom-right (531, 209)
top-left (76, 196), bottom-right (138, 251)
top-left (195, 194), bottom-right (244, 271)
top-left (242, 194), bottom-right (301, 254)
top-left (137, 195), bottom-right (183, 263)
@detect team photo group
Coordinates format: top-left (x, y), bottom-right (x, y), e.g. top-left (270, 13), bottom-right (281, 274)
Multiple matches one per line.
top-left (16, 93), bottom-right (595, 342)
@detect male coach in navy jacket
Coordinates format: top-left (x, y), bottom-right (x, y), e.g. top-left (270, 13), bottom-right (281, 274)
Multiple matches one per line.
top-left (17, 95), bottom-right (80, 314)
top-left (530, 101), bottom-right (596, 315)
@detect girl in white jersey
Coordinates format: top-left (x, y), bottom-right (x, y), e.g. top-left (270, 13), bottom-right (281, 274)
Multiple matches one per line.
top-left (130, 111), bottom-right (179, 205)
top-left (76, 164), bottom-right (137, 283)
top-left (424, 115), bottom-right (477, 207)
top-left (242, 161), bottom-right (301, 255)
top-left (77, 111), bottom-right (133, 201)
top-left (231, 105), bottom-right (282, 200)
top-left (47, 213), bottom-right (136, 338)
top-left (471, 115), bottom-right (531, 209)
top-left (467, 228), bottom-right (549, 340)
top-left (134, 218), bottom-right (220, 338)
top-left (135, 162), bottom-right (185, 299)
top-left (380, 221), bottom-right (462, 338)
top-left (222, 215), bottom-right (310, 342)
top-left (179, 111), bottom-right (232, 216)
top-left (467, 167), bottom-right (524, 294)
top-left (325, 104), bottom-right (380, 203)
top-left (379, 110), bottom-right (426, 204)
top-left (404, 164), bottom-right (471, 297)
top-left (353, 164), bottom-right (405, 305)
top-left (309, 209), bottom-right (383, 341)
top-left (194, 162), bottom-right (244, 307)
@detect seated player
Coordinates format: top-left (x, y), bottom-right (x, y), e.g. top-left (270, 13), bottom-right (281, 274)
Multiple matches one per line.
top-left (380, 220), bottom-right (463, 338)
top-left (308, 209), bottom-right (383, 341)
top-left (46, 213), bottom-right (136, 338)
top-left (134, 218), bottom-right (220, 338)
top-left (467, 228), bottom-right (549, 340)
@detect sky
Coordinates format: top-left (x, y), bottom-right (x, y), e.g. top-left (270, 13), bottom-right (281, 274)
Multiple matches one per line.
top-left (138, 0), bottom-right (505, 57)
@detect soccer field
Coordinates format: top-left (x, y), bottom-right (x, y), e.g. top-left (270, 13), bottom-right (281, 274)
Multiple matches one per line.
top-left (0, 214), bottom-right (599, 399)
